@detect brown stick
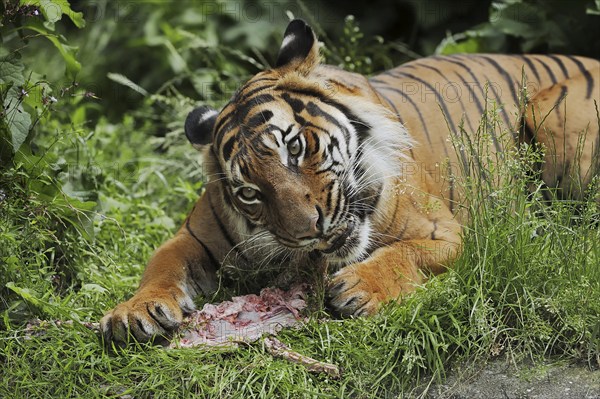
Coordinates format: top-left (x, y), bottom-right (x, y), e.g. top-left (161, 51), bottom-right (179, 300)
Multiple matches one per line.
top-left (263, 336), bottom-right (341, 379)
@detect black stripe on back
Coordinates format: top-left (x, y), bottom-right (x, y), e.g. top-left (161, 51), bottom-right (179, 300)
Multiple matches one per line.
top-left (516, 55), bottom-right (541, 82)
top-left (547, 55), bottom-right (570, 80)
top-left (442, 57), bottom-right (503, 151)
top-left (398, 71), bottom-right (457, 130)
top-left (368, 81), bottom-right (404, 123)
top-left (397, 70), bottom-right (456, 160)
top-left (451, 55), bottom-right (514, 133)
top-left (565, 55), bottom-right (595, 99)
top-left (478, 55), bottom-right (519, 106)
top-left (416, 62), bottom-right (478, 134)
top-left (533, 56), bottom-right (557, 85)
top-left (370, 83), bottom-right (434, 147)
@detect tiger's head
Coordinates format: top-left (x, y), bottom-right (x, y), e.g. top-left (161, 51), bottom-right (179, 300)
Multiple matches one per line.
top-left (185, 20), bottom-right (412, 266)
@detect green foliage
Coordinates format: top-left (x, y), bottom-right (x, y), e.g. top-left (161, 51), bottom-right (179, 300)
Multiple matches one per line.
top-left (0, 0), bottom-right (86, 157)
top-left (62, 0), bottom-right (294, 120)
top-left (21, 0), bottom-right (85, 28)
top-left (437, 0), bottom-right (600, 57)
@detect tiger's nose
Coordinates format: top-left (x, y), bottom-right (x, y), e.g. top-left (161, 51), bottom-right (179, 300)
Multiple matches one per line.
top-left (293, 206), bottom-right (324, 240)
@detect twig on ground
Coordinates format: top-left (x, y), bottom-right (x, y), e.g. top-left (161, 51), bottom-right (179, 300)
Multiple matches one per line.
top-left (263, 336), bottom-right (341, 379)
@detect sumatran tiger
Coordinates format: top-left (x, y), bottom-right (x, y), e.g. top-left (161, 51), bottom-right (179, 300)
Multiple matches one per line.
top-left (101, 20), bottom-right (600, 344)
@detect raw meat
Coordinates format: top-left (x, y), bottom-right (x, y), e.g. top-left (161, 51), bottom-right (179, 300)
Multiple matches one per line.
top-left (170, 284), bottom-right (307, 349)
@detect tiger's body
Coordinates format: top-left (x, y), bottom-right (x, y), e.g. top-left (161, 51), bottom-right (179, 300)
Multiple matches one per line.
top-left (101, 20), bottom-right (599, 344)
top-left (373, 53), bottom-right (599, 209)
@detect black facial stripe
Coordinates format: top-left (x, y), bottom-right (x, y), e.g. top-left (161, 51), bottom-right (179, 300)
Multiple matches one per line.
top-left (214, 115), bottom-right (235, 149)
top-left (327, 135), bottom-right (348, 163)
top-left (214, 102), bottom-right (233, 138)
top-left (282, 124), bottom-right (294, 140)
top-left (281, 92), bottom-right (305, 113)
top-left (325, 181), bottom-right (334, 212)
top-left (237, 160), bottom-right (252, 181)
top-left (316, 165), bottom-right (335, 175)
top-left (306, 101), bottom-right (350, 141)
top-left (252, 139), bottom-right (277, 157)
top-left (330, 183), bottom-right (344, 224)
top-left (236, 80), bottom-right (277, 103)
top-left (302, 136), bottom-right (310, 160)
top-left (222, 136), bottom-right (236, 162)
top-left (278, 86), bottom-right (368, 145)
top-left (236, 93), bottom-right (276, 117)
top-left (246, 110), bottom-right (274, 128)
top-left (310, 131), bottom-right (320, 155)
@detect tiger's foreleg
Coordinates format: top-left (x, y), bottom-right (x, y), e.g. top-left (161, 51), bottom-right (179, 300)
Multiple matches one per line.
top-left (100, 194), bottom-right (219, 344)
top-left (328, 189), bottom-right (462, 316)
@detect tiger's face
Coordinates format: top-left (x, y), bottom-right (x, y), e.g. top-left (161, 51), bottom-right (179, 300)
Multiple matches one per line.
top-left (184, 21), bottom-right (410, 266)
top-left (216, 80), bottom-right (372, 264)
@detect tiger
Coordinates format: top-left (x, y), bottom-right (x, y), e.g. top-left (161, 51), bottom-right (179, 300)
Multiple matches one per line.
top-left (100, 19), bottom-right (599, 344)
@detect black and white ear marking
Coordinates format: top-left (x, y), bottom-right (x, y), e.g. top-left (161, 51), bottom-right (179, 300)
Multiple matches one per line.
top-left (275, 19), bottom-right (318, 70)
top-left (184, 105), bottom-right (218, 147)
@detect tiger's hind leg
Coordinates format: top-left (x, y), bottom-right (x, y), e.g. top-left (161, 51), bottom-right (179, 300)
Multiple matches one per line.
top-left (524, 67), bottom-right (600, 203)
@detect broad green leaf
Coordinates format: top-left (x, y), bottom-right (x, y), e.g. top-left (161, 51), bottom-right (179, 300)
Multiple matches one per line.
top-left (490, 3), bottom-right (546, 39)
top-left (7, 102), bottom-right (31, 152)
top-left (0, 56), bottom-right (32, 154)
top-left (20, 0), bottom-right (86, 28)
top-left (22, 19), bottom-right (81, 79)
top-left (22, 80), bottom-right (52, 113)
top-left (2, 86), bottom-right (32, 153)
top-left (0, 55), bottom-right (26, 86)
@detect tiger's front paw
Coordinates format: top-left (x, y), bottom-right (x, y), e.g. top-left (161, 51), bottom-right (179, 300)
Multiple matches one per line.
top-left (327, 260), bottom-right (421, 317)
top-left (327, 263), bottom-right (388, 317)
top-left (100, 288), bottom-right (195, 345)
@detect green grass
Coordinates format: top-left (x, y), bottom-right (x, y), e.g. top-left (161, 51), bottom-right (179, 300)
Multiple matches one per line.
top-left (1, 3), bottom-right (599, 397)
top-left (1, 96), bottom-right (599, 398)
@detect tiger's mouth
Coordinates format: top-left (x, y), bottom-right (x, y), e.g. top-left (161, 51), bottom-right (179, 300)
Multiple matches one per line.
top-left (275, 216), bottom-right (365, 263)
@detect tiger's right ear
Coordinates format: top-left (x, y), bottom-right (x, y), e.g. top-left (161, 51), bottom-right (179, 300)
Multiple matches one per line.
top-left (275, 19), bottom-right (320, 75)
top-left (185, 105), bottom-right (218, 150)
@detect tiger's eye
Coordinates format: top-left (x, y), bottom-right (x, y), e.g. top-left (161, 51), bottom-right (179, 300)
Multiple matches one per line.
top-left (239, 187), bottom-right (257, 201)
top-left (288, 138), bottom-right (302, 156)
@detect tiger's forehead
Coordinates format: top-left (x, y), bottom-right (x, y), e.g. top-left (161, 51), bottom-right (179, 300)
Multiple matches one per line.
top-left (211, 72), bottom-right (356, 184)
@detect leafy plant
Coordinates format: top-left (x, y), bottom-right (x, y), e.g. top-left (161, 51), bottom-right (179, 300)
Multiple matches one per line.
top-left (437, 0), bottom-right (600, 57)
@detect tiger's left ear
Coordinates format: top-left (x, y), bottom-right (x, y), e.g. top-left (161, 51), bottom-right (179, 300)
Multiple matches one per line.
top-left (275, 19), bottom-right (320, 75)
top-left (184, 105), bottom-right (218, 150)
